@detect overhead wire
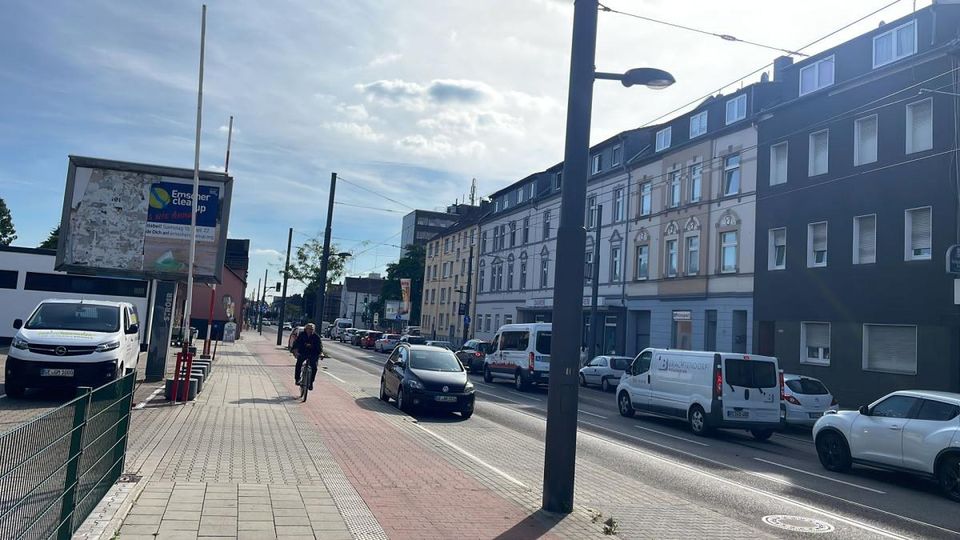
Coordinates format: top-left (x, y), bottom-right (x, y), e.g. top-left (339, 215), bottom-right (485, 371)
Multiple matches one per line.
top-left (337, 175), bottom-right (417, 211)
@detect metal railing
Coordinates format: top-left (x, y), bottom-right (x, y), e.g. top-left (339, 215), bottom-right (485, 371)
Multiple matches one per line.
top-left (0, 372), bottom-right (136, 540)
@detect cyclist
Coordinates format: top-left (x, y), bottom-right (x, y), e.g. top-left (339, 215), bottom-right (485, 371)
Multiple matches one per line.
top-left (293, 322), bottom-right (322, 390)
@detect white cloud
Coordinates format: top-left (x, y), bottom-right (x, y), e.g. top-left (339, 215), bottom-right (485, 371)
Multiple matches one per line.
top-left (322, 121), bottom-right (384, 142)
top-left (252, 248), bottom-right (283, 258)
top-left (336, 103), bottom-right (370, 121)
top-left (395, 134), bottom-right (485, 158)
top-left (207, 164), bottom-right (226, 172)
top-left (368, 52), bottom-right (402, 67)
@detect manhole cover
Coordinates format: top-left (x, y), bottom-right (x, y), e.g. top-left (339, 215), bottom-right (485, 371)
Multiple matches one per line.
top-left (762, 515), bottom-right (835, 534)
top-left (117, 474), bottom-right (142, 483)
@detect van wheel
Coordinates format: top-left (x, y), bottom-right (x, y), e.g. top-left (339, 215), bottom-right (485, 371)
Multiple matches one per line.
top-left (514, 370), bottom-right (528, 392)
top-left (4, 381), bottom-right (26, 399)
top-left (618, 391), bottom-right (634, 418)
top-left (688, 405), bottom-right (709, 436)
top-left (601, 378), bottom-right (611, 392)
top-left (751, 429), bottom-right (774, 441)
top-left (483, 366), bottom-right (493, 383)
top-left (579, 374), bottom-right (587, 387)
top-left (816, 431), bottom-right (852, 472)
top-left (937, 454), bottom-right (960, 502)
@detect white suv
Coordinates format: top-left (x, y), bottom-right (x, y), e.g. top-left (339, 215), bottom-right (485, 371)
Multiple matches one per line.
top-left (813, 390), bottom-right (960, 501)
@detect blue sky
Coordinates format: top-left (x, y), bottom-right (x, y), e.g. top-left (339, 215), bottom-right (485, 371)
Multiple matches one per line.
top-left (0, 0), bottom-right (927, 299)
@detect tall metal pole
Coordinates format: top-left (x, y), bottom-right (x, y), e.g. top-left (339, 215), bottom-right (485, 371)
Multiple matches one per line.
top-left (258, 269), bottom-right (267, 334)
top-left (277, 227), bottom-right (293, 345)
top-left (202, 115), bottom-right (233, 357)
top-left (181, 4), bottom-right (207, 351)
top-left (462, 243), bottom-right (473, 344)
top-left (543, 0), bottom-right (598, 514)
top-left (586, 204), bottom-right (602, 363)
top-left (314, 172), bottom-right (338, 325)
top-left (253, 278), bottom-right (260, 330)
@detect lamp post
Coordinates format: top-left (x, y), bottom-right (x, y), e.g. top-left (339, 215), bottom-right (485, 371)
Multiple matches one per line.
top-left (543, 0), bottom-right (674, 514)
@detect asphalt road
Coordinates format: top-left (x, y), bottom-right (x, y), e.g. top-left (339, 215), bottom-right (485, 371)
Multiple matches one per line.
top-left (320, 338), bottom-right (960, 539)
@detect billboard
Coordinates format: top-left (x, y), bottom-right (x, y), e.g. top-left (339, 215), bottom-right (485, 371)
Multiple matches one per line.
top-left (56, 156), bottom-right (233, 283)
top-left (399, 278), bottom-right (411, 318)
top-left (385, 300), bottom-right (407, 321)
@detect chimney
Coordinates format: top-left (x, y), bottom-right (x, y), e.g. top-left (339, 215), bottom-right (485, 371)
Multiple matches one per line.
top-left (773, 56), bottom-right (794, 82)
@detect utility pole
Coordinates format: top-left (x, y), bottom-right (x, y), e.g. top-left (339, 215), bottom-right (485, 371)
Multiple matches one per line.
top-left (462, 242), bottom-right (474, 344)
top-left (543, 0), bottom-right (597, 514)
top-left (314, 172), bottom-right (338, 325)
top-left (253, 278), bottom-right (260, 330)
top-left (277, 227), bottom-right (293, 345)
top-left (258, 269), bottom-right (267, 334)
top-left (586, 204), bottom-right (602, 363)
top-left (202, 115), bottom-right (233, 358)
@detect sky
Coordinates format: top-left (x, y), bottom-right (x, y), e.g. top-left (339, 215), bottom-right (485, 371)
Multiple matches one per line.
top-left (0, 0), bottom-right (931, 299)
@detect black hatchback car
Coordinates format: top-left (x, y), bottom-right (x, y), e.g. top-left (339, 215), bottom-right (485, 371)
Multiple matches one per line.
top-left (379, 343), bottom-right (475, 418)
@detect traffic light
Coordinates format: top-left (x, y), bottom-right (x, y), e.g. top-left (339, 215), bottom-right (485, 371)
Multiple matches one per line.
top-left (275, 282), bottom-right (281, 292)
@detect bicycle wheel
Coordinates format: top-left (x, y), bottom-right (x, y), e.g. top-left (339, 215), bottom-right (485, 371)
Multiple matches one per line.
top-left (301, 366), bottom-right (311, 402)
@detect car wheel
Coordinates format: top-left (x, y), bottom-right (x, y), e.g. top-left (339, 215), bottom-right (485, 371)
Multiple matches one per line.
top-left (750, 428), bottom-right (774, 441)
top-left (688, 405), bottom-right (709, 436)
top-left (579, 373), bottom-right (587, 387)
top-left (461, 409), bottom-right (473, 419)
top-left (601, 377), bottom-right (611, 392)
top-left (397, 388), bottom-right (410, 413)
top-left (936, 454), bottom-right (960, 502)
top-left (483, 366), bottom-right (493, 383)
top-left (379, 379), bottom-right (389, 402)
top-left (4, 380), bottom-right (26, 399)
top-left (514, 370), bottom-right (527, 392)
top-left (816, 431), bottom-right (852, 472)
top-left (618, 391), bottom-right (634, 418)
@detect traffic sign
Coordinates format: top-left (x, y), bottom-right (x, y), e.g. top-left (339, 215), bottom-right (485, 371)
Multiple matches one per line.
top-left (463, 315), bottom-right (471, 325)
top-left (948, 245), bottom-right (960, 275)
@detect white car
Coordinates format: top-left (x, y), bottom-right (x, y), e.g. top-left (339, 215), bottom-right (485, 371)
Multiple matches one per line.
top-left (782, 374), bottom-right (838, 426)
top-left (579, 355), bottom-right (632, 392)
top-left (813, 390), bottom-right (960, 501)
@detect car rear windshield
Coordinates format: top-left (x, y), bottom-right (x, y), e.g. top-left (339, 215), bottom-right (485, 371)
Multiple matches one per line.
top-left (337, 322), bottom-right (351, 328)
top-left (610, 357), bottom-right (631, 371)
top-left (385, 334), bottom-right (400, 340)
top-left (477, 342), bottom-right (493, 354)
top-left (725, 358), bottom-right (777, 388)
top-left (786, 379), bottom-right (828, 395)
top-left (410, 349), bottom-right (463, 372)
top-left (26, 303), bottom-right (120, 333)
top-left (535, 332), bottom-right (551, 355)
top-left (405, 336), bottom-right (426, 344)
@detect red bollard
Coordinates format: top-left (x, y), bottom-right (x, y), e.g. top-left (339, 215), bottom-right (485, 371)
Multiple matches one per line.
top-left (171, 352), bottom-right (184, 403)
top-left (181, 352), bottom-right (194, 402)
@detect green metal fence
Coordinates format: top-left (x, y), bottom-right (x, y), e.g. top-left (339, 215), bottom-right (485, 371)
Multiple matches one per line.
top-left (0, 372), bottom-right (136, 540)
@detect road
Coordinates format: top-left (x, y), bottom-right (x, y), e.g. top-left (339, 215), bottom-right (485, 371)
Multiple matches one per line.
top-left (319, 338), bottom-right (960, 539)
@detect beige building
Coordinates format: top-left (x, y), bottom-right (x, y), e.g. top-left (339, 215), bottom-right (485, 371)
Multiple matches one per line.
top-left (420, 218), bottom-right (483, 344)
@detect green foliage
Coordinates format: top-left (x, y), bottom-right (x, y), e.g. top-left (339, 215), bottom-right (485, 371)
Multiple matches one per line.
top-left (381, 243), bottom-right (426, 324)
top-left (287, 237), bottom-right (347, 287)
top-left (0, 198), bottom-right (16, 246)
top-left (39, 225), bottom-right (59, 249)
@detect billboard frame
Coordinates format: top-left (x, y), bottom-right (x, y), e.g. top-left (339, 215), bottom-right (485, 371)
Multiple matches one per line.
top-left (55, 155), bottom-right (234, 284)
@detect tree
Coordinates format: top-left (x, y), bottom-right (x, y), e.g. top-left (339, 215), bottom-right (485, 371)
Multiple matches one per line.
top-left (380, 244), bottom-right (426, 325)
top-left (39, 225), bottom-right (60, 249)
top-left (0, 198), bottom-right (16, 246)
top-left (286, 237), bottom-right (347, 288)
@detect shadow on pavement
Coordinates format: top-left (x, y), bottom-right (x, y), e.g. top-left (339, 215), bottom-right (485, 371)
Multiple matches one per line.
top-left (230, 396), bottom-right (301, 405)
top-left (353, 395), bottom-right (470, 423)
top-left (491, 509), bottom-right (561, 540)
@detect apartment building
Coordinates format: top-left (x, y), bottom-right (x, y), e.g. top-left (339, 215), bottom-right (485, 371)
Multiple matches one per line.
top-left (421, 214), bottom-right (484, 343)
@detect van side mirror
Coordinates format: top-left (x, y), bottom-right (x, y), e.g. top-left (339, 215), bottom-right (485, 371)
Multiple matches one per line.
top-left (858, 405), bottom-right (870, 416)
top-left (127, 323), bottom-right (139, 335)
top-left (13, 319), bottom-right (22, 330)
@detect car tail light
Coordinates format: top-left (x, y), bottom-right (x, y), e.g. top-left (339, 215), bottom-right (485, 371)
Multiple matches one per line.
top-left (529, 352), bottom-right (535, 371)
top-left (713, 363), bottom-right (723, 400)
top-left (779, 370), bottom-right (785, 401)
top-left (784, 395), bottom-right (801, 405)
top-left (831, 397), bottom-right (838, 406)
top-left (474, 352), bottom-right (483, 358)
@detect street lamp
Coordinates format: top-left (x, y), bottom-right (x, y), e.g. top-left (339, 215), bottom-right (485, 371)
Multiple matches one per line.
top-left (543, 0), bottom-right (673, 515)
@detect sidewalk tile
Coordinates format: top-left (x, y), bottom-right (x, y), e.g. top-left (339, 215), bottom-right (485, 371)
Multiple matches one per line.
top-left (123, 514), bottom-right (163, 526)
top-left (155, 533), bottom-right (198, 540)
top-left (272, 508), bottom-right (307, 517)
top-left (238, 532), bottom-right (277, 540)
top-left (238, 520), bottom-right (275, 531)
top-left (163, 510), bottom-right (202, 521)
top-left (274, 515), bottom-right (310, 526)
top-left (118, 524), bottom-right (159, 535)
top-left (199, 516), bottom-right (237, 526)
top-left (157, 520), bottom-right (200, 532)
top-left (238, 504), bottom-right (273, 513)
top-left (197, 525), bottom-right (237, 537)
top-left (274, 525), bottom-right (313, 536)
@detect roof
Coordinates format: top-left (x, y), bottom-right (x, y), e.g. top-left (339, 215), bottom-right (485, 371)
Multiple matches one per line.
top-left (891, 390), bottom-right (960, 403)
top-left (0, 246), bottom-right (56, 256)
top-left (39, 299), bottom-right (128, 307)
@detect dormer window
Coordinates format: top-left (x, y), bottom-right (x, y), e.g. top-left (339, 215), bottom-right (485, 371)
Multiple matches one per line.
top-left (592, 154), bottom-right (603, 174)
top-left (611, 145), bottom-right (622, 166)
top-left (799, 56), bottom-right (835, 96)
top-left (656, 127), bottom-right (671, 152)
top-left (689, 111), bottom-right (708, 138)
top-left (725, 94), bottom-right (746, 125)
top-left (873, 20), bottom-right (916, 68)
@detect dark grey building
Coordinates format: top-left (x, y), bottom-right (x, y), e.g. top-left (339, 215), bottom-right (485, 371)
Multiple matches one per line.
top-left (754, 4), bottom-right (960, 404)
top-left (400, 210), bottom-right (460, 254)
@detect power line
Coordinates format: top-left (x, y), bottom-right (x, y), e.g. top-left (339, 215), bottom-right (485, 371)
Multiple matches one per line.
top-left (598, 3), bottom-right (805, 57)
top-left (337, 176), bottom-right (417, 211)
top-left (334, 201), bottom-right (404, 214)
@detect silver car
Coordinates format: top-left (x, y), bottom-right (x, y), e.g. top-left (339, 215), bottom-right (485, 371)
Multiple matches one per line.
top-left (579, 355), bottom-right (632, 392)
top-left (783, 374), bottom-right (838, 426)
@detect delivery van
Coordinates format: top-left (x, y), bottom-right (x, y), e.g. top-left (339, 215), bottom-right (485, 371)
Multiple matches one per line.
top-left (616, 348), bottom-right (782, 440)
top-left (483, 323), bottom-right (551, 391)
top-left (331, 318), bottom-right (352, 340)
top-left (4, 299), bottom-right (143, 397)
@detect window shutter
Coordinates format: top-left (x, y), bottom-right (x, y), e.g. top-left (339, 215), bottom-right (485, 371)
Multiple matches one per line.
top-left (812, 223), bottom-right (827, 251)
top-left (911, 208), bottom-right (931, 250)
top-left (866, 325), bottom-right (917, 373)
top-left (805, 323), bottom-right (829, 348)
top-left (858, 216), bottom-right (876, 263)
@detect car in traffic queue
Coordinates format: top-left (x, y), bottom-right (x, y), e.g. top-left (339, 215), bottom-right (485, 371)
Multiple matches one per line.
top-left (483, 323), bottom-right (551, 392)
top-left (351, 330), bottom-right (369, 347)
top-left (456, 339), bottom-right (492, 374)
top-left (425, 340), bottom-right (455, 351)
top-left (340, 328), bottom-right (357, 343)
top-left (361, 331), bottom-right (383, 349)
top-left (579, 355), bottom-right (632, 392)
top-left (379, 343), bottom-right (475, 418)
top-left (287, 326), bottom-right (304, 351)
top-left (282, 322), bottom-right (293, 331)
top-left (813, 390), bottom-right (960, 501)
top-left (781, 373), bottom-right (838, 426)
top-left (399, 334), bottom-right (427, 345)
top-left (375, 334), bottom-right (401, 353)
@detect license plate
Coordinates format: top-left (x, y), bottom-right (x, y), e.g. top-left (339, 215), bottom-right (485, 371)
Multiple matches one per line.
top-left (41, 368), bottom-right (74, 377)
top-left (435, 396), bottom-right (457, 402)
top-left (809, 412), bottom-right (823, 419)
top-left (728, 410), bottom-right (749, 418)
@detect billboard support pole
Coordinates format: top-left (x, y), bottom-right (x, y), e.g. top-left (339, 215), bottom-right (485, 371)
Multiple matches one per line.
top-left (181, 3), bottom-right (207, 353)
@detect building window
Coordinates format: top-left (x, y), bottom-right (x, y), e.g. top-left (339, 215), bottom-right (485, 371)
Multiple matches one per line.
top-left (528, 183), bottom-right (535, 200)
top-left (770, 142), bottom-right (788, 185)
top-left (507, 263), bottom-right (514, 291)
top-left (853, 215), bottom-right (877, 264)
top-left (905, 207), bottom-right (932, 260)
top-left (543, 210), bottom-right (552, 239)
top-left (665, 239), bottom-right (678, 277)
top-left (726, 94), bottom-right (747, 125)
top-left (612, 145), bottom-right (622, 166)
top-left (481, 231), bottom-right (488, 254)
top-left (906, 98), bottom-right (933, 154)
top-left (873, 19), bottom-right (916, 68)
top-left (509, 221), bottom-right (517, 247)
top-left (808, 130), bottom-right (829, 176)
top-left (584, 249), bottom-right (594, 281)
top-left (516, 188), bottom-right (523, 204)
top-left (495, 199), bottom-right (500, 212)
top-left (554, 172), bottom-right (562, 189)
top-left (639, 183), bottom-right (652, 216)
top-left (587, 195), bottom-right (598, 228)
top-left (669, 171), bottom-right (681, 208)
top-left (689, 111), bottom-right (708, 138)
top-left (799, 55), bottom-right (835, 96)
top-left (592, 153), bottom-right (603, 174)
top-left (440, 288), bottom-right (446, 303)
top-left (656, 127), bottom-right (671, 152)
top-left (808, 222), bottom-right (828, 267)
top-left (686, 235), bottom-right (699, 276)
top-left (519, 260), bottom-right (527, 290)
top-left (768, 228), bottom-right (786, 270)
top-left (484, 314), bottom-right (491, 332)
top-left (523, 217), bottom-right (530, 243)
top-left (854, 115), bottom-right (878, 166)
top-left (540, 258), bottom-right (549, 287)
top-left (801, 322), bottom-right (831, 365)
top-left (610, 245), bottom-right (622, 282)
top-left (613, 188), bottom-right (625, 221)
top-left (635, 245), bottom-right (649, 280)
top-left (494, 314), bottom-right (500, 331)
top-left (689, 164), bottom-right (702, 203)
top-left (503, 196), bottom-right (509, 210)
top-left (720, 231), bottom-right (738, 273)
top-left (723, 154), bottom-right (740, 196)
top-left (863, 324), bottom-right (917, 374)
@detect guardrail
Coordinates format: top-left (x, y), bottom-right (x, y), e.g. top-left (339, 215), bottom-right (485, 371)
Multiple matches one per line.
top-left (0, 372), bottom-right (136, 539)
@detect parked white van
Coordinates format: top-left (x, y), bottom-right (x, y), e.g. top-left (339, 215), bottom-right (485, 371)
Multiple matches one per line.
top-left (5, 299), bottom-right (143, 397)
top-left (482, 323), bottom-right (551, 391)
top-left (616, 348), bottom-right (783, 440)
top-left (331, 318), bottom-right (352, 340)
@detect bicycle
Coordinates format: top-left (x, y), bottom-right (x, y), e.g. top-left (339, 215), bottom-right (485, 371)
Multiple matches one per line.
top-left (299, 360), bottom-right (313, 402)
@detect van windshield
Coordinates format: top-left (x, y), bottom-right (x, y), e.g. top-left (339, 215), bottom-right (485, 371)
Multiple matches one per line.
top-left (725, 359), bottom-right (777, 388)
top-left (25, 303), bottom-right (120, 333)
top-left (536, 332), bottom-right (551, 355)
top-left (337, 321), bottom-right (351, 328)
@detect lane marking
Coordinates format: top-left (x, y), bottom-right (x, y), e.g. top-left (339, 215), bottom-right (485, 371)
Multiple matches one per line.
top-left (324, 371), bottom-right (348, 384)
top-left (475, 381), bottom-right (542, 401)
top-left (412, 423), bottom-right (527, 488)
top-left (753, 458), bottom-right (886, 494)
top-left (133, 386), bottom-right (164, 410)
top-left (635, 425), bottom-right (710, 447)
top-left (775, 433), bottom-right (814, 445)
top-left (578, 410), bottom-right (607, 419)
top-left (475, 389), bottom-right (526, 406)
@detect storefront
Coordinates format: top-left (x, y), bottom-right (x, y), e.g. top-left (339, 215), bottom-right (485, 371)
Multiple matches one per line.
top-left (624, 296), bottom-right (752, 357)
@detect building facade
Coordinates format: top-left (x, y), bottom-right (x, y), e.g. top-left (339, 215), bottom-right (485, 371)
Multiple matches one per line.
top-left (754, 4), bottom-right (960, 404)
top-left (339, 275), bottom-right (384, 330)
top-left (421, 218), bottom-right (482, 343)
top-left (400, 205), bottom-right (482, 254)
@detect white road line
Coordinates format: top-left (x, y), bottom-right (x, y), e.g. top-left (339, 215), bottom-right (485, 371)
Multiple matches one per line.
top-left (475, 389), bottom-right (526, 406)
top-left (324, 371), bottom-right (348, 384)
top-left (133, 386), bottom-right (164, 410)
top-left (412, 422), bottom-right (527, 488)
top-left (634, 425), bottom-right (710, 447)
top-left (754, 458), bottom-right (886, 494)
top-left (775, 433), bottom-right (814, 445)
top-left (578, 410), bottom-right (607, 419)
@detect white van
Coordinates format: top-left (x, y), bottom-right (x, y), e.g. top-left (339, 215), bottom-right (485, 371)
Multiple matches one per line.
top-left (331, 318), bottom-right (352, 340)
top-left (616, 348), bottom-right (783, 440)
top-left (483, 323), bottom-right (551, 391)
top-left (5, 299), bottom-right (142, 397)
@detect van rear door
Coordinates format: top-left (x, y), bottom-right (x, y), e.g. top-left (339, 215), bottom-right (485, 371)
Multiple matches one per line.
top-left (533, 330), bottom-right (550, 374)
top-left (721, 355), bottom-right (780, 425)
